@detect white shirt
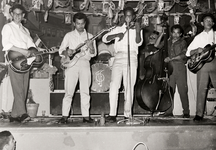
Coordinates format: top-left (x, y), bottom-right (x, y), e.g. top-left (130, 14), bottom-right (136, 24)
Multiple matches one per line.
top-left (1, 21), bottom-right (35, 52)
top-left (59, 29), bottom-right (97, 61)
top-left (186, 29), bottom-right (216, 56)
top-left (102, 23), bottom-right (143, 55)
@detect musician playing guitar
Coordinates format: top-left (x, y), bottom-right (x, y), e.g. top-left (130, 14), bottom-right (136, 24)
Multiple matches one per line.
top-left (58, 12), bottom-right (97, 124)
top-left (1, 4), bottom-right (36, 123)
top-left (186, 13), bottom-right (216, 121)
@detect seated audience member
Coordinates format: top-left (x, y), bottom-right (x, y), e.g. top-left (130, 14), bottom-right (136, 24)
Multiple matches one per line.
top-left (0, 131), bottom-right (16, 150)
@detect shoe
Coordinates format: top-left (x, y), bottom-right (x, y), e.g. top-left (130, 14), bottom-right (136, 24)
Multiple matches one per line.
top-left (58, 117), bottom-right (68, 124)
top-left (162, 113), bottom-right (174, 117)
top-left (193, 115), bottom-right (203, 121)
top-left (20, 114), bottom-right (31, 123)
top-left (9, 116), bottom-right (21, 123)
top-left (105, 115), bottom-right (116, 123)
top-left (182, 114), bottom-right (190, 118)
top-left (83, 117), bottom-right (94, 123)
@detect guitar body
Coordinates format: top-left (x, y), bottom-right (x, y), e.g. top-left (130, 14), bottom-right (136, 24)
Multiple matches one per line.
top-left (188, 44), bottom-right (216, 73)
top-left (6, 47), bottom-right (44, 73)
top-left (61, 50), bottom-right (85, 69)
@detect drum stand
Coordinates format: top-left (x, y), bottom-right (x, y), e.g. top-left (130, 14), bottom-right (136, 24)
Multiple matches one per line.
top-left (117, 24), bottom-right (149, 125)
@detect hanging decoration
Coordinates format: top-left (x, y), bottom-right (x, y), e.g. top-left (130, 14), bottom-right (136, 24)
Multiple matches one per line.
top-left (102, 0), bottom-right (115, 18)
top-left (32, 0), bottom-right (43, 10)
top-left (174, 13), bottom-right (180, 25)
top-left (157, 0), bottom-right (164, 12)
top-left (43, 0), bottom-right (53, 22)
top-left (55, 0), bottom-right (71, 8)
top-left (64, 13), bottom-right (71, 24)
top-left (79, 0), bottom-right (89, 11)
top-left (118, 0), bottom-right (125, 11)
top-left (1, 0), bottom-right (12, 21)
top-left (142, 15), bottom-right (149, 26)
top-left (146, 1), bottom-right (157, 13)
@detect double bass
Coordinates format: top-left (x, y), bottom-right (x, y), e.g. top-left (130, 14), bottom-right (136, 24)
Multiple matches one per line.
top-left (136, 23), bottom-right (173, 114)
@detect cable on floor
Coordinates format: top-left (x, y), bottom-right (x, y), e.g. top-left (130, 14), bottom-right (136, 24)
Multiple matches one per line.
top-left (132, 142), bottom-right (149, 150)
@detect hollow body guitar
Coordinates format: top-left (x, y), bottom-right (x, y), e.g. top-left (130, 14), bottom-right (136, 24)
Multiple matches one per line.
top-left (6, 47), bottom-right (58, 73)
top-left (61, 26), bottom-right (116, 69)
top-left (188, 44), bottom-right (216, 73)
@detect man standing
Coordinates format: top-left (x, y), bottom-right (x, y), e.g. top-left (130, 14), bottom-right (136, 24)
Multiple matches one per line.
top-left (164, 25), bottom-right (190, 118)
top-left (102, 7), bottom-right (143, 123)
top-left (58, 12), bottom-right (97, 124)
top-left (187, 14), bottom-right (216, 121)
top-left (1, 4), bottom-right (35, 123)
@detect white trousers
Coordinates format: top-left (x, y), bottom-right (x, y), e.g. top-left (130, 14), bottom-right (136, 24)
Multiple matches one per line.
top-left (62, 60), bottom-right (91, 117)
top-left (109, 52), bottom-right (137, 117)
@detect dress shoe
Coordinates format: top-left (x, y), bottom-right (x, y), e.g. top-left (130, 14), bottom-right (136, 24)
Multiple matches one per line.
top-left (83, 117), bottom-right (94, 123)
top-left (182, 114), bottom-right (190, 118)
top-left (162, 113), bottom-right (174, 117)
top-left (58, 117), bottom-right (68, 124)
top-left (105, 115), bottom-right (116, 123)
top-left (20, 114), bottom-right (31, 123)
top-left (9, 116), bottom-right (21, 123)
top-left (193, 115), bottom-right (203, 121)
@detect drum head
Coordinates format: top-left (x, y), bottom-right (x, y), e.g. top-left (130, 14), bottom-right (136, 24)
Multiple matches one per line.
top-left (98, 50), bottom-right (112, 62)
top-left (91, 63), bottom-right (111, 92)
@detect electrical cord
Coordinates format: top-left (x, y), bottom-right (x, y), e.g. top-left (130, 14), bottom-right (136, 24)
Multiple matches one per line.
top-left (132, 142), bottom-right (149, 150)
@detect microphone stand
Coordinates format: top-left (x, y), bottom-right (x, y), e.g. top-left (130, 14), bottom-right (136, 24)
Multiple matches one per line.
top-left (117, 23), bottom-right (149, 125)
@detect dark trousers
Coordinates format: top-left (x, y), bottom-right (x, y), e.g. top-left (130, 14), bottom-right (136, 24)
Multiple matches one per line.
top-left (196, 58), bottom-right (216, 117)
top-left (8, 67), bottom-right (30, 117)
top-left (166, 62), bottom-right (190, 115)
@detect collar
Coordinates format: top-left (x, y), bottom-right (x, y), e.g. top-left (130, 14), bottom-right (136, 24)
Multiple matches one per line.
top-left (11, 21), bottom-right (22, 28)
top-left (74, 28), bottom-right (87, 35)
top-left (202, 29), bottom-right (214, 34)
top-left (168, 37), bottom-right (183, 43)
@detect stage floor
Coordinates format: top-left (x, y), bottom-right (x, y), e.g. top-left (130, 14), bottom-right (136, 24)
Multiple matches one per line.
top-left (0, 115), bottom-right (216, 150)
top-left (0, 115), bottom-right (216, 127)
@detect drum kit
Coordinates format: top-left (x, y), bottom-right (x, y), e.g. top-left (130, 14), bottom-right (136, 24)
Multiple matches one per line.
top-left (91, 48), bottom-right (114, 92)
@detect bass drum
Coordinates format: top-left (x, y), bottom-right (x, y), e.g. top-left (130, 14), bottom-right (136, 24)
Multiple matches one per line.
top-left (91, 63), bottom-right (111, 92)
top-left (97, 42), bottom-right (114, 63)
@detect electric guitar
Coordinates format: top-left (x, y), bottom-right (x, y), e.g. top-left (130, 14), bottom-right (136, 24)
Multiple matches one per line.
top-left (6, 47), bottom-right (58, 73)
top-left (61, 26), bottom-right (116, 69)
top-left (188, 44), bottom-right (216, 73)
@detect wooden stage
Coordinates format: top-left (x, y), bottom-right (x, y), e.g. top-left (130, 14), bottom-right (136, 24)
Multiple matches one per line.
top-left (0, 115), bottom-right (215, 150)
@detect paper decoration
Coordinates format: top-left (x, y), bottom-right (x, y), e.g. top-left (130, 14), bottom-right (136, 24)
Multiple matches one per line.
top-left (142, 15), bottom-right (149, 26)
top-left (174, 14), bottom-right (180, 24)
top-left (156, 15), bottom-right (161, 24)
top-left (65, 13), bottom-right (71, 24)
top-left (47, 0), bottom-right (53, 9)
top-left (118, 0), bottom-right (125, 11)
top-left (158, 0), bottom-right (164, 12)
top-left (32, 0), bottom-right (43, 10)
top-left (79, 0), bottom-right (89, 10)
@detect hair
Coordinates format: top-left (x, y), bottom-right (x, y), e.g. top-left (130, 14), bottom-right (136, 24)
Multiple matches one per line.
top-left (171, 24), bottom-right (184, 36)
top-left (123, 7), bottom-right (135, 16)
top-left (9, 4), bottom-right (27, 15)
top-left (0, 131), bottom-right (12, 149)
top-left (152, 30), bottom-right (159, 35)
top-left (73, 12), bottom-right (88, 23)
top-left (201, 13), bottom-right (216, 23)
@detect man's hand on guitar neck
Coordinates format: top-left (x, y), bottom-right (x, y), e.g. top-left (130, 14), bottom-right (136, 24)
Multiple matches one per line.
top-left (85, 39), bottom-right (95, 54)
top-left (67, 49), bottom-right (76, 57)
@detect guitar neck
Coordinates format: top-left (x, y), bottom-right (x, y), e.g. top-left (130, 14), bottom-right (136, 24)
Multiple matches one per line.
top-left (74, 28), bottom-right (113, 51)
top-left (203, 44), bottom-right (216, 54)
top-left (34, 48), bottom-right (53, 56)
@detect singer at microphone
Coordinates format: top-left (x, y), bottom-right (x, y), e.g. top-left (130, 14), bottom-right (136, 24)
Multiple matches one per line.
top-left (101, 7), bottom-right (143, 123)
